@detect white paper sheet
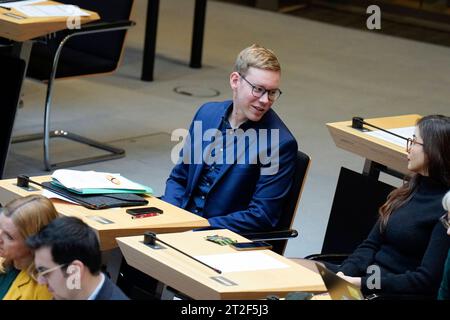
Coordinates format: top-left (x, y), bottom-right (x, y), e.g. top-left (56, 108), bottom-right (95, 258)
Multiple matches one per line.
top-left (365, 126), bottom-right (415, 148)
top-left (0, 0), bottom-right (45, 8)
top-left (51, 169), bottom-right (146, 192)
top-left (42, 189), bottom-right (78, 205)
top-left (15, 4), bottom-right (89, 17)
top-left (194, 251), bottom-right (289, 273)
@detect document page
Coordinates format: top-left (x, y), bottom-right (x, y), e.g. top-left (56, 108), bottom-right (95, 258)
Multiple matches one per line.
top-left (15, 4), bottom-right (89, 17)
top-left (0, 0), bottom-right (45, 8)
top-left (194, 251), bottom-right (289, 273)
top-left (364, 126), bottom-right (414, 148)
top-left (52, 169), bottom-right (147, 191)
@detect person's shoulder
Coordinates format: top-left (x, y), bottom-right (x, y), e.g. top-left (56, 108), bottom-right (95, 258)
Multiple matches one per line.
top-left (196, 100), bottom-right (231, 116)
top-left (264, 109), bottom-right (297, 145)
top-left (96, 276), bottom-right (129, 300)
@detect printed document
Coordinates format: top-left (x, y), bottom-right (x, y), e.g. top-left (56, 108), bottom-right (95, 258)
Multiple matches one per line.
top-left (15, 4), bottom-right (89, 17)
top-left (0, 0), bottom-right (45, 8)
top-left (194, 251), bottom-right (289, 273)
top-left (364, 126), bottom-right (414, 148)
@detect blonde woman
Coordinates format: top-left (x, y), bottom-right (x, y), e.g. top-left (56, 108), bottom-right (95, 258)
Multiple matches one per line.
top-left (438, 191), bottom-right (450, 299)
top-left (0, 195), bottom-right (59, 299)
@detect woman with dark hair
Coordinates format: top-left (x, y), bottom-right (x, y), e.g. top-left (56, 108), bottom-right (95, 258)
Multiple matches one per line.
top-left (334, 115), bottom-right (450, 297)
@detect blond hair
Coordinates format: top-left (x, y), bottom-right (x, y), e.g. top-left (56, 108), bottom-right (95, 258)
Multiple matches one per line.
top-left (0, 195), bottom-right (59, 273)
top-left (233, 44), bottom-right (281, 75)
top-left (443, 190), bottom-right (450, 211)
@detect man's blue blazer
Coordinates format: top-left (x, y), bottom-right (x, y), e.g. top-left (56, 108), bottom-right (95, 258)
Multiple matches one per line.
top-left (162, 100), bottom-right (298, 232)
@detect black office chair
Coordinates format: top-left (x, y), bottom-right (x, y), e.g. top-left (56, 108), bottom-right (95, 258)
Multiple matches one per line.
top-left (0, 54), bottom-right (26, 178)
top-left (13, 0), bottom-right (135, 170)
top-left (241, 150), bottom-right (311, 255)
top-left (305, 167), bottom-right (395, 264)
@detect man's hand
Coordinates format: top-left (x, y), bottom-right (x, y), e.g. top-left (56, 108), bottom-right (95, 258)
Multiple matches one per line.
top-left (337, 272), bottom-right (362, 288)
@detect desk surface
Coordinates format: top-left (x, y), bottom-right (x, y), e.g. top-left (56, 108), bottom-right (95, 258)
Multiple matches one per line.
top-left (0, 1), bottom-right (100, 41)
top-left (327, 114), bottom-right (421, 175)
top-left (0, 176), bottom-right (209, 251)
top-left (117, 229), bottom-right (326, 300)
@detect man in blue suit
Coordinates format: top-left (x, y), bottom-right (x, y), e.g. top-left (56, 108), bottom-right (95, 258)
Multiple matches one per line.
top-left (163, 44), bottom-right (298, 232)
top-left (27, 216), bottom-right (128, 300)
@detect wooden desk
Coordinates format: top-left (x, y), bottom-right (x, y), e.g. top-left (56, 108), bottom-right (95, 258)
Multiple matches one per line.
top-left (327, 114), bottom-right (421, 179)
top-left (117, 229), bottom-right (326, 300)
top-left (0, 176), bottom-right (209, 251)
top-left (0, 1), bottom-right (99, 41)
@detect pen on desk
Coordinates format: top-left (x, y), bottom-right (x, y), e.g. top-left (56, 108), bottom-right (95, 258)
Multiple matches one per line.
top-left (0, 6), bottom-right (12, 10)
top-left (131, 212), bottom-right (158, 219)
top-left (144, 232), bottom-right (222, 274)
top-left (106, 174), bottom-right (121, 185)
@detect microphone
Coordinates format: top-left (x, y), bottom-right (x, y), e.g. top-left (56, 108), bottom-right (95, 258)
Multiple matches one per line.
top-left (143, 231), bottom-right (222, 274)
top-left (352, 117), bottom-right (408, 141)
top-left (16, 175), bottom-right (98, 210)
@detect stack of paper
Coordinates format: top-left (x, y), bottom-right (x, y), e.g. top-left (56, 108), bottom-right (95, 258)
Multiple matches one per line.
top-left (14, 4), bottom-right (90, 17)
top-left (51, 169), bottom-right (153, 195)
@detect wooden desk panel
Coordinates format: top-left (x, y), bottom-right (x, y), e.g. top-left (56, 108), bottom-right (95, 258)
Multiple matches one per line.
top-left (327, 114), bottom-right (421, 175)
top-left (118, 229), bottom-right (326, 300)
top-left (0, 1), bottom-right (100, 41)
top-left (0, 176), bottom-right (209, 251)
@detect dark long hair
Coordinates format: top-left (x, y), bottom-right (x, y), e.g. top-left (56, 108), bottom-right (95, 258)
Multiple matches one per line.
top-left (379, 114), bottom-right (450, 230)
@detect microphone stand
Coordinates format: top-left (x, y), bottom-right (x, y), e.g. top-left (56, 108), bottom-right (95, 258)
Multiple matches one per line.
top-left (144, 232), bottom-right (222, 274)
top-left (352, 117), bottom-right (408, 141)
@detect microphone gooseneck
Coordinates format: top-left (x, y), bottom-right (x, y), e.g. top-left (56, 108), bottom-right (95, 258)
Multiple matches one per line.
top-left (352, 116), bottom-right (408, 141)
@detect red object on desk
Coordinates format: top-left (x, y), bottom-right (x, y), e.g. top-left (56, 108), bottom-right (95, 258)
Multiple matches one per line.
top-left (131, 213), bottom-right (159, 219)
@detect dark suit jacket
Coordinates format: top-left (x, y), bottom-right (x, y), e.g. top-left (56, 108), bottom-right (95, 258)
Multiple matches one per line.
top-left (95, 275), bottom-right (129, 300)
top-left (162, 100), bottom-right (298, 232)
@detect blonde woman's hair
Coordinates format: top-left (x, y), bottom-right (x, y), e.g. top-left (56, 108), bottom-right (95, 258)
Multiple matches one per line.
top-left (443, 190), bottom-right (450, 211)
top-left (0, 195), bottom-right (59, 273)
top-left (233, 44), bottom-right (281, 76)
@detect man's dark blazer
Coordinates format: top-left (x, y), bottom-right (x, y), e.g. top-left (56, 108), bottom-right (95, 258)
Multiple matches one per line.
top-left (162, 100), bottom-right (298, 232)
top-left (95, 275), bottom-right (129, 300)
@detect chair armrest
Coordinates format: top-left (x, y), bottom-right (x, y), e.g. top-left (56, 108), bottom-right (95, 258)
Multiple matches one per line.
top-left (304, 253), bottom-right (350, 264)
top-left (63, 20), bottom-right (136, 37)
top-left (241, 229), bottom-right (298, 241)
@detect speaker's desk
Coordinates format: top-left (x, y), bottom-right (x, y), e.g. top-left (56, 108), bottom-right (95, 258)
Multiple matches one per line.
top-left (118, 229), bottom-right (326, 300)
top-left (0, 1), bottom-right (99, 42)
top-left (0, 2), bottom-right (100, 178)
top-left (327, 114), bottom-right (421, 179)
top-left (0, 175), bottom-right (209, 251)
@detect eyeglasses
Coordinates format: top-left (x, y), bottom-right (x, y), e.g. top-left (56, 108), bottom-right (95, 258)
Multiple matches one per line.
top-left (239, 73), bottom-right (282, 102)
top-left (32, 264), bottom-right (67, 282)
top-left (406, 135), bottom-right (423, 152)
top-left (440, 213), bottom-right (450, 230)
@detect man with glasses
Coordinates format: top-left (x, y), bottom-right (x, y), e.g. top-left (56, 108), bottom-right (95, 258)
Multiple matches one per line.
top-left (439, 191), bottom-right (450, 300)
top-left (27, 216), bottom-right (128, 300)
top-left (162, 44), bottom-right (298, 232)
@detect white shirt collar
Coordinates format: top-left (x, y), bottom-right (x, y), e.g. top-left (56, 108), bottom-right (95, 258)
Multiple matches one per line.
top-left (87, 273), bottom-right (105, 300)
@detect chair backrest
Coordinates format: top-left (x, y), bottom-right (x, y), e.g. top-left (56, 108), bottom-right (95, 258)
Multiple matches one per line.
top-left (26, 0), bottom-right (134, 80)
top-left (0, 54), bottom-right (26, 178)
top-left (320, 167), bottom-right (395, 255)
top-left (268, 150), bottom-right (311, 255)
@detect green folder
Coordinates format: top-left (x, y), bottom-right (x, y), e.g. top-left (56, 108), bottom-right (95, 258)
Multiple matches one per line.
top-left (51, 179), bottom-right (153, 195)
